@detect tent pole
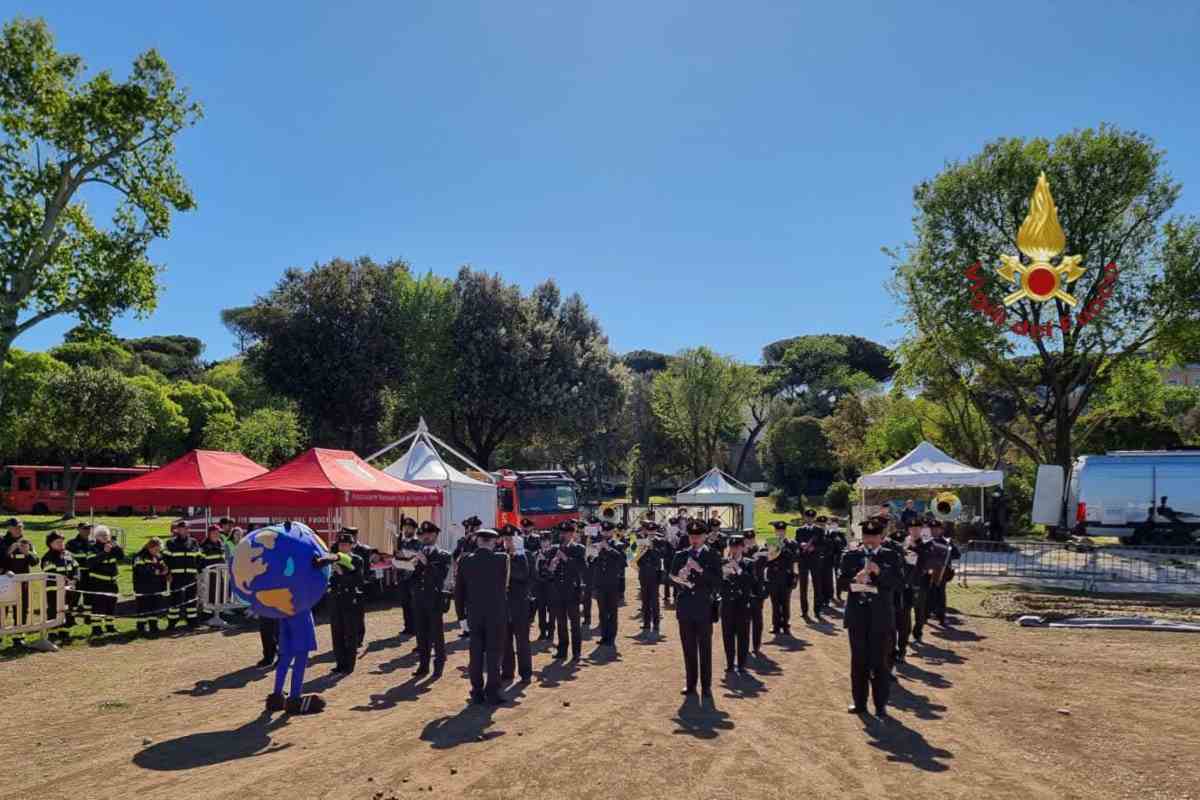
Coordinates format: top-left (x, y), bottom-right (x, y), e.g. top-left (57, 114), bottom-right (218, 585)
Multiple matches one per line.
top-left (365, 429), bottom-right (419, 463)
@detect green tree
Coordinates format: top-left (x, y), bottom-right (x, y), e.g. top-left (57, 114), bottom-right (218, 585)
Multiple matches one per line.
top-left (27, 366), bottom-right (149, 515)
top-left (732, 366), bottom-right (782, 479)
top-left (651, 347), bottom-right (748, 478)
top-left (122, 335), bottom-right (204, 381)
top-left (821, 393), bottom-right (871, 478)
top-left (0, 19), bottom-right (200, 413)
top-left (129, 375), bottom-right (188, 462)
top-left (49, 339), bottom-right (138, 373)
top-left (759, 412), bottom-right (834, 501)
top-left (236, 407), bottom-right (303, 467)
top-left (764, 335), bottom-right (884, 416)
top-left (168, 381), bottom-right (235, 451)
top-left (200, 358), bottom-right (282, 416)
top-left (199, 412), bottom-right (239, 452)
top-left (861, 394), bottom-right (925, 470)
top-left (892, 126), bottom-right (1200, 475)
top-left (443, 270), bottom-right (624, 469)
top-left (0, 347), bottom-right (68, 461)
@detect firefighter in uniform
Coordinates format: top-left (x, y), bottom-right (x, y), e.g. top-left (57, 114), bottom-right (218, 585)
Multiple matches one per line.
top-left (838, 519), bottom-right (903, 718)
top-left (87, 526), bottom-right (124, 636)
top-left (163, 520), bottom-right (201, 628)
top-left (410, 521), bottom-right (451, 677)
top-left (199, 524), bottom-right (227, 616)
top-left (65, 522), bottom-right (93, 624)
top-left (2, 518), bottom-right (37, 644)
top-left (133, 537), bottom-right (170, 637)
top-left (328, 532), bottom-right (364, 675)
top-left (39, 532), bottom-right (79, 644)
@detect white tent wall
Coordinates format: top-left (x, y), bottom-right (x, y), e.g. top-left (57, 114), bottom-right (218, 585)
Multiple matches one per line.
top-left (855, 441), bottom-right (1003, 525)
top-left (378, 421), bottom-right (497, 553)
top-left (674, 467), bottom-right (756, 529)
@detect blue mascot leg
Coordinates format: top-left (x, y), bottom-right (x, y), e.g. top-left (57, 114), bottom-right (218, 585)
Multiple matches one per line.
top-left (273, 650), bottom-right (292, 697)
top-left (289, 653), bottom-right (308, 699)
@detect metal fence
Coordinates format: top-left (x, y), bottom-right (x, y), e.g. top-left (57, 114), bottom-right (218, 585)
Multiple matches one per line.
top-left (959, 540), bottom-right (1200, 591)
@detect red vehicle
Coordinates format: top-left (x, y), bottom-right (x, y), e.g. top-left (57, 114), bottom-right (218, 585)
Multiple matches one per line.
top-left (0, 465), bottom-right (154, 514)
top-left (494, 469), bottom-right (580, 531)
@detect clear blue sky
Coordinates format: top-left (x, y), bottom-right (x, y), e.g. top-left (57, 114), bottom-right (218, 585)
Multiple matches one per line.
top-left (13, 1), bottom-right (1200, 363)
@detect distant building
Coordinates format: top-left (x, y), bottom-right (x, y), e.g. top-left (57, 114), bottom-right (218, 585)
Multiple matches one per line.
top-left (1162, 363), bottom-right (1200, 387)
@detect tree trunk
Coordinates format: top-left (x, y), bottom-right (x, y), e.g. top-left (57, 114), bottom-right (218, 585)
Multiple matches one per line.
top-left (63, 461), bottom-right (82, 520)
top-left (734, 420), bottom-right (767, 480)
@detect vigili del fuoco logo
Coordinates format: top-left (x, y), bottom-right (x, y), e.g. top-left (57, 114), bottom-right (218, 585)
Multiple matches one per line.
top-left (964, 172), bottom-right (1118, 339)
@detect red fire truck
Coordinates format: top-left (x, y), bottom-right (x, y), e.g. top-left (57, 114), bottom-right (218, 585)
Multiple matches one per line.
top-left (494, 469), bottom-right (580, 530)
top-left (0, 465), bottom-right (154, 514)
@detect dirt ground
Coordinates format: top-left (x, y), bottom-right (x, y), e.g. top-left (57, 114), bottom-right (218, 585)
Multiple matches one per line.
top-left (4, 582), bottom-right (1199, 800)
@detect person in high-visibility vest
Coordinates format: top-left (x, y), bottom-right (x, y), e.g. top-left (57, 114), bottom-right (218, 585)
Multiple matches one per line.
top-left (65, 522), bottom-right (94, 625)
top-left (199, 524), bottom-right (227, 616)
top-left (163, 520), bottom-right (201, 629)
top-left (87, 526), bottom-right (124, 636)
top-left (39, 531), bottom-right (79, 645)
top-left (133, 537), bottom-right (169, 637)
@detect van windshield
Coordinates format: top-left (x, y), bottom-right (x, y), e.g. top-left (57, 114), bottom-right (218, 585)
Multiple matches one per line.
top-left (517, 483), bottom-right (578, 514)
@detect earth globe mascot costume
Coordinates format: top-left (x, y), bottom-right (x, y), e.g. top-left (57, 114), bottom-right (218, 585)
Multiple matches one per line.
top-left (229, 521), bottom-right (346, 714)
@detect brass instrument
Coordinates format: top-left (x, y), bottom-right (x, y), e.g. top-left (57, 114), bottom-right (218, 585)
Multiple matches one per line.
top-left (931, 491), bottom-right (962, 521)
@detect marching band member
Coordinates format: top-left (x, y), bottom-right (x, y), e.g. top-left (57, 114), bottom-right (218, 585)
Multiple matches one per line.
top-left (542, 520), bottom-right (587, 662)
top-left (328, 532), bottom-right (364, 675)
top-left (580, 514), bottom-right (601, 628)
top-left (452, 515), bottom-right (482, 637)
top-left (670, 519), bottom-right (722, 702)
top-left (591, 520), bottom-right (625, 649)
top-left (410, 521), bottom-right (452, 678)
top-left (635, 521), bottom-right (670, 636)
top-left (500, 525), bottom-right (534, 683)
top-left (456, 527), bottom-right (510, 704)
top-left (793, 509), bottom-right (823, 621)
top-left (743, 529), bottom-right (768, 656)
top-left (719, 533), bottom-right (759, 675)
top-left (765, 520), bottom-right (797, 635)
top-left (838, 519), bottom-right (902, 719)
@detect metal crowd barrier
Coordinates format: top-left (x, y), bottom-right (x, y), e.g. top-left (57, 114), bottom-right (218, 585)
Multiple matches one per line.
top-left (959, 540), bottom-right (1200, 592)
top-left (197, 564), bottom-right (243, 627)
top-left (0, 573), bottom-right (66, 650)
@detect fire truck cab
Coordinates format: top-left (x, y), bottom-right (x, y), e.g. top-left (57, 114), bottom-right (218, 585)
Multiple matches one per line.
top-left (494, 469), bottom-right (580, 530)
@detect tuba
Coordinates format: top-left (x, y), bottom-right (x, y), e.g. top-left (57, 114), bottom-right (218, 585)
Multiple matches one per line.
top-left (931, 491), bottom-right (962, 521)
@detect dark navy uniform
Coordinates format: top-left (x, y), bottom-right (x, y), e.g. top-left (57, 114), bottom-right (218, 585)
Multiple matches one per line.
top-left (132, 546), bottom-right (169, 637)
top-left (328, 543), bottom-right (364, 674)
top-left (838, 532), bottom-right (903, 715)
top-left (540, 524), bottom-right (587, 660)
top-left (719, 539), bottom-right (759, 673)
top-left (765, 522), bottom-right (796, 634)
top-left (744, 532), bottom-right (769, 653)
top-left (670, 532), bottom-right (723, 697)
top-left (456, 532), bottom-right (510, 703)
top-left (39, 538), bottom-right (78, 641)
top-left (65, 527), bottom-right (93, 622)
top-left (395, 526), bottom-right (421, 635)
top-left (592, 526), bottom-right (626, 648)
top-left (502, 542), bottom-right (534, 682)
top-left (635, 528), bottom-right (670, 632)
top-left (411, 525), bottom-right (451, 676)
top-left (793, 516), bottom-right (823, 618)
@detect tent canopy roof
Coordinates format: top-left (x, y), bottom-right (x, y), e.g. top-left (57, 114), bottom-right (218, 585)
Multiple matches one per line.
top-left (208, 448), bottom-right (442, 509)
top-left (857, 441), bottom-right (1004, 489)
top-left (89, 450), bottom-right (268, 507)
top-left (383, 435), bottom-right (493, 488)
top-left (676, 467), bottom-right (753, 498)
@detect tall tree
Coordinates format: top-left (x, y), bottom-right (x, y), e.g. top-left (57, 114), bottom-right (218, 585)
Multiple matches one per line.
top-left (129, 375), bottom-right (188, 463)
top-left (759, 412), bottom-right (834, 501)
top-left (732, 366), bottom-right (780, 479)
top-left (651, 347), bottom-right (748, 478)
top-left (444, 269), bottom-right (624, 469)
top-left (893, 126), bottom-right (1200, 476)
top-left (0, 18), bottom-right (200, 413)
top-left (168, 381), bottom-right (235, 451)
top-left (0, 347), bottom-right (68, 462)
top-left (236, 407), bottom-right (303, 467)
top-left (763, 334), bottom-right (885, 416)
top-left (27, 366), bottom-right (149, 516)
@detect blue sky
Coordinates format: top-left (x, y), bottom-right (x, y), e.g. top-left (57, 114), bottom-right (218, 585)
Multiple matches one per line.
top-left (12, 1), bottom-right (1200, 363)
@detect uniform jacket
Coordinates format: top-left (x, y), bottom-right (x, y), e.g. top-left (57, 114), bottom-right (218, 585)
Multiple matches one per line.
top-left (669, 546), bottom-right (722, 624)
top-left (591, 540), bottom-right (626, 589)
top-left (720, 556), bottom-right (760, 612)
top-left (411, 545), bottom-right (452, 608)
top-left (506, 551), bottom-right (534, 621)
top-left (538, 542), bottom-right (587, 603)
top-left (456, 548), bottom-right (509, 625)
top-left (2, 534), bottom-right (37, 574)
top-left (133, 550), bottom-right (169, 595)
top-left (88, 542), bottom-right (125, 584)
top-left (163, 535), bottom-right (200, 581)
top-left (837, 546), bottom-right (903, 632)
top-left (40, 549), bottom-right (78, 583)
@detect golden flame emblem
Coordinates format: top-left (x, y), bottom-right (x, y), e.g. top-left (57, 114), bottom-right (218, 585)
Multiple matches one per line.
top-left (996, 173), bottom-right (1086, 306)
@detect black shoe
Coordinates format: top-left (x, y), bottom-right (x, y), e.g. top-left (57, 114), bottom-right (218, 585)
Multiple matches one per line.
top-left (701, 692), bottom-right (714, 704)
top-left (847, 704), bottom-right (867, 714)
top-left (432, 663), bottom-right (445, 678)
top-left (256, 657), bottom-right (274, 668)
top-left (413, 666), bottom-right (429, 678)
top-left (875, 708), bottom-right (890, 720)
top-left (470, 691), bottom-right (486, 704)
top-left (105, 624), bottom-right (118, 634)
top-left (737, 668), bottom-right (750, 676)
top-left (554, 651), bottom-right (566, 660)
top-left (912, 634), bottom-right (923, 644)
top-left (500, 673), bottom-right (515, 682)
top-left (91, 626), bottom-right (103, 637)
top-left (286, 695), bottom-right (326, 714)
top-left (681, 689), bottom-right (697, 697)
top-left (725, 665), bottom-right (735, 673)
top-left (266, 693), bottom-right (286, 712)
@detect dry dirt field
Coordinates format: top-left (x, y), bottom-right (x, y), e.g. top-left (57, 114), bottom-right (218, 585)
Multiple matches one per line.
top-left (4, 582), bottom-right (1199, 800)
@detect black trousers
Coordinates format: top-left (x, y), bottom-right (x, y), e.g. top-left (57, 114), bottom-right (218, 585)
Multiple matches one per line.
top-left (135, 593), bottom-right (163, 632)
top-left (259, 616), bottom-right (279, 662)
top-left (330, 594), bottom-right (359, 672)
top-left (454, 588), bottom-right (467, 628)
top-left (581, 581), bottom-right (594, 625)
top-left (913, 577), bottom-right (932, 638)
top-left (894, 587), bottom-right (914, 659)
top-left (928, 580), bottom-right (949, 622)
top-left (468, 616), bottom-right (506, 697)
top-left (535, 583), bottom-right (552, 636)
top-left (663, 574), bottom-right (673, 604)
top-left (720, 604), bottom-right (750, 670)
top-left (768, 582), bottom-right (791, 631)
top-left (819, 561), bottom-right (835, 608)
top-left (848, 619), bottom-right (894, 711)
top-left (749, 598), bottom-right (764, 650)
top-left (796, 561), bottom-right (818, 616)
top-left (596, 585), bottom-right (620, 644)
top-left (551, 597), bottom-right (582, 658)
top-left (414, 602), bottom-right (445, 669)
top-left (502, 608), bottom-right (532, 680)
top-left (638, 574), bottom-right (660, 627)
top-left (398, 581), bottom-right (415, 633)
top-left (167, 577), bottom-right (197, 623)
top-left (90, 578), bottom-right (118, 623)
top-left (678, 619), bottom-right (714, 693)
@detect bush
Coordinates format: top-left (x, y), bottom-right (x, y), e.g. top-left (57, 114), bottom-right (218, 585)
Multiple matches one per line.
top-left (824, 480), bottom-right (853, 511)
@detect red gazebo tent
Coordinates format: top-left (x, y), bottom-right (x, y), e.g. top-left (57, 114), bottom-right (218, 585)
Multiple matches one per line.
top-left (207, 447), bottom-right (441, 510)
top-left (88, 450), bottom-right (269, 509)
top-left (206, 448), bottom-right (442, 552)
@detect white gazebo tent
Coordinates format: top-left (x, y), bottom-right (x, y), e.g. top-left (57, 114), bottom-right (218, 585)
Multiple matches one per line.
top-left (674, 467), bottom-right (755, 529)
top-left (369, 419), bottom-right (497, 551)
top-left (856, 441), bottom-right (1004, 523)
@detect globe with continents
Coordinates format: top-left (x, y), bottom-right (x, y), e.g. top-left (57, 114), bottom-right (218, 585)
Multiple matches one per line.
top-left (229, 523), bottom-right (331, 619)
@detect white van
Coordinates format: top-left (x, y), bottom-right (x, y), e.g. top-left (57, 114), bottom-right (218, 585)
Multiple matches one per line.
top-left (1032, 451), bottom-right (1200, 545)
